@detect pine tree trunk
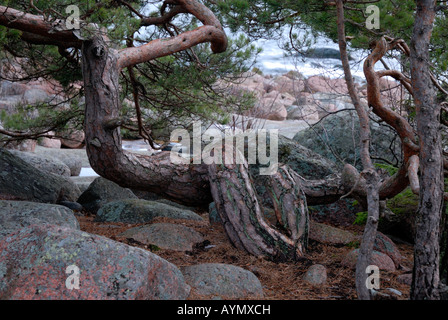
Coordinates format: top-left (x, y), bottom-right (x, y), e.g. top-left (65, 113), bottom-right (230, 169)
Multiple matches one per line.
top-left (439, 202), bottom-right (448, 286)
top-left (81, 36), bottom-right (212, 207)
top-left (410, 0), bottom-right (443, 300)
top-left (208, 149), bottom-right (308, 261)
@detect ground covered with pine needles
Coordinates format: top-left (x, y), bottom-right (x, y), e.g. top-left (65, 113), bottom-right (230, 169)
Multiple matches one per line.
top-left (77, 208), bottom-right (414, 300)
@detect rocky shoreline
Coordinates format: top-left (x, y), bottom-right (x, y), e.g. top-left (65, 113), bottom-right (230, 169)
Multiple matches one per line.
top-left (1, 70), bottom-right (406, 151)
top-left (0, 139), bottom-right (412, 300)
top-left (0, 70), bottom-right (412, 300)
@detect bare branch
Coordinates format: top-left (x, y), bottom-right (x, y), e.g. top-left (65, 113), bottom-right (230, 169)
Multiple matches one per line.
top-left (376, 69), bottom-right (413, 96)
top-left (118, 0), bottom-right (227, 69)
top-left (117, 26), bottom-right (226, 69)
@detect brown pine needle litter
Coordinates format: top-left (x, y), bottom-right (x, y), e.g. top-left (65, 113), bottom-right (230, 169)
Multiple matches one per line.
top-left (77, 208), bottom-right (414, 300)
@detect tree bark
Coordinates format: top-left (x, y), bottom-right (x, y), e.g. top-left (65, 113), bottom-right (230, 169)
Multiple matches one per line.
top-left (208, 150), bottom-right (308, 261)
top-left (78, 0), bottom-right (228, 207)
top-left (336, 0), bottom-right (380, 300)
top-left (81, 36), bottom-right (213, 207)
top-left (363, 37), bottom-right (420, 201)
top-left (440, 201), bottom-right (448, 287)
top-left (410, 0), bottom-right (443, 300)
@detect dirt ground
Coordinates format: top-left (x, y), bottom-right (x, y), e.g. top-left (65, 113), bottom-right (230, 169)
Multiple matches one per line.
top-left (76, 208), bottom-right (415, 300)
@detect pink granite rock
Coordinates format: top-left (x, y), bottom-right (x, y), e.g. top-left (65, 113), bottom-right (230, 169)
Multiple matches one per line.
top-left (342, 249), bottom-right (396, 271)
top-left (0, 224), bottom-right (190, 300)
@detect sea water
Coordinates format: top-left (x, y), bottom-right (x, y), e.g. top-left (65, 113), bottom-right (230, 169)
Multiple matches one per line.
top-left (250, 28), bottom-right (400, 81)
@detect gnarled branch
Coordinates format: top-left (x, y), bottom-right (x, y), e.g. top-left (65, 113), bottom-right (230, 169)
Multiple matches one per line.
top-left (118, 0), bottom-right (227, 70)
top-left (117, 25), bottom-right (226, 69)
top-left (364, 37), bottom-right (419, 199)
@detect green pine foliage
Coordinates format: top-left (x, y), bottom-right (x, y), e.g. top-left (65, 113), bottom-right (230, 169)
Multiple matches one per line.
top-left (0, 0), bottom-right (260, 143)
top-left (1, 0), bottom-right (447, 143)
top-left (209, 0), bottom-right (448, 82)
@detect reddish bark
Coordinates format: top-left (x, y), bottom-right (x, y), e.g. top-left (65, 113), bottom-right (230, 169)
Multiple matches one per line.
top-left (118, 0), bottom-right (227, 69)
top-left (81, 36), bottom-right (212, 206)
top-left (117, 25), bottom-right (227, 69)
top-left (363, 37), bottom-right (421, 200)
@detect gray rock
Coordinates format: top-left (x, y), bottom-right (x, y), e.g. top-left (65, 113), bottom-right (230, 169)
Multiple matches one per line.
top-left (77, 177), bottom-right (138, 213)
top-left (34, 146), bottom-right (89, 171)
top-left (309, 221), bottom-right (357, 245)
top-left (23, 88), bottom-right (50, 104)
top-left (2, 139), bottom-right (37, 152)
top-left (286, 104), bottom-right (319, 121)
top-left (397, 273), bottom-right (412, 285)
top-left (154, 198), bottom-right (197, 211)
top-left (119, 223), bottom-right (204, 251)
top-left (374, 232), bottom-right (403, 268)
top-left (310, 92), bottom-right (343, 102)
top-left (38, 136), bottom-right (61, 149)
top-left (0, 200), bottom-right (79, 241)
top-left (0, 95), bottom-right (23, 113)
top-left (95, 199), bottom-right (203, 223)
top-left (308, 198), bottom-right (362, 227)
top-left (181, 263), bottom-right (264, 299)
top-left (0, 81), bottom-right (28, 96)
top-left (0, 224), bottom-right (191, 300)
top-left (58, 156), bottom-right (82, 176)
top-left (69, 176), bottom-right (97, 193)
top-left (221, 132), bottom-right (335, 181)
top-left (8, 149), bottom-right (71, 177)
top-left (283, 70), bottom-right (305, 80)
top-left (303, 264), bottom-right (327, 285)
top-left (0, 148), bottom-right (81, 203)
top-left (294, 109), bottom-right (401, 170)
top-left (59, 129), bottom-right (85, 149)
top-left (58, 201), bottom-right (84, 213)
top-left (251, 135), bottom-right (336, 180)
top-left (35, 146), bottom-right (90, 168)
top-left (311, 92), bottom-right (354, 107)
top-left (342, 249), bottom-right (396, 271)
top-left (131, 189), bottom-right (162, 201)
